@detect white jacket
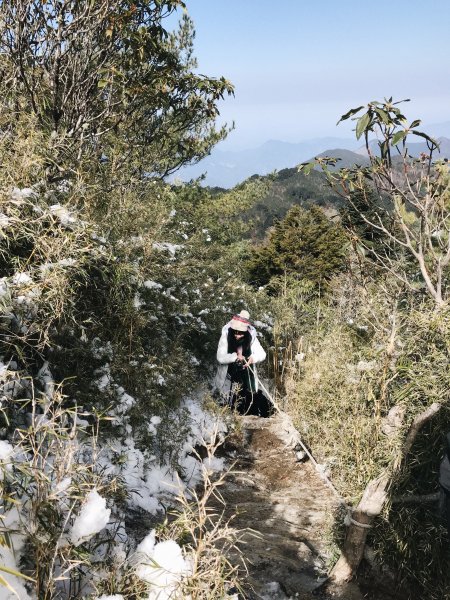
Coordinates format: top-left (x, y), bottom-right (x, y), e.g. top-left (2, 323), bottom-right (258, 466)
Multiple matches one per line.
top-left (213, 323), bottom-right (266, 393)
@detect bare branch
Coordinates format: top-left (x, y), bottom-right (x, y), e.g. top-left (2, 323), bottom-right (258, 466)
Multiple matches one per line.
top-left (392, 492), bottom-right (439, 504)
top-left (402, 402), bottom-right (441, 459)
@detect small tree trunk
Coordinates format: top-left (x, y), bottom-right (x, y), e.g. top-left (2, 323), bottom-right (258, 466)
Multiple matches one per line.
top-left (331, 402), bottom-right (441, 583)
top-left (330, 473), bottom-right (389, 582)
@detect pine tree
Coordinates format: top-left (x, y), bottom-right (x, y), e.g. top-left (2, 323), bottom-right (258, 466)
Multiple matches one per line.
top-left (247, 205), bottom-right (347, 289)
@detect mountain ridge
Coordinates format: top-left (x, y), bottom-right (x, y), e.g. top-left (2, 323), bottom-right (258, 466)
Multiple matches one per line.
top-left (174, 119), bottom-right (450, 188)
top-left (176, 137), bottom-right (360, 188)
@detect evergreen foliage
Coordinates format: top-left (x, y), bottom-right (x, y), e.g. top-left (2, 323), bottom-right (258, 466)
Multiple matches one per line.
top-left (246, 205), bottom-right (347, 290)
top-left (0, 4), bottom-right (269, 597)
top-left (341, 188), bottom-right (388, 247)
top-left (243, 167), bottom-right (343, 237)
top-left (0, 1), bottom-right (234, 180)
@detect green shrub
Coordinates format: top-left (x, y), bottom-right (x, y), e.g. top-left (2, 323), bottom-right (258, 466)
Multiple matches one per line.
top-left (246, 205), bottom-right (348, 291)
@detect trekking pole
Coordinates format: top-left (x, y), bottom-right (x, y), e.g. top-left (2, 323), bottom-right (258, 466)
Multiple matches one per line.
top-left (245, 362), bottom-right (281, 413)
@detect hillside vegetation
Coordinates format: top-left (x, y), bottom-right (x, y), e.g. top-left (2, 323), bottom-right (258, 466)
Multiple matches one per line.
top-left (0, 3), bottom-right (449, 599)
top-left (244, 168), bottom-right (343, 237)
top-left (0, 3), bottom-right (268, 598)
top-left (268, 99), bottom-right (450, 598)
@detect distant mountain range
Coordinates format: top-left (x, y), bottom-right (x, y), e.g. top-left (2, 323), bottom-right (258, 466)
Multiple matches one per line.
top-left (175, 137), bottom-right (360, 188)
top-left (247, 136), bottom-right (450, 236)
top-left (310, 136), bottom-right (450, 171)
top-left (175, 124), bottom-right (450, 188)
top-left (356, 136), bottom-right (450, 159)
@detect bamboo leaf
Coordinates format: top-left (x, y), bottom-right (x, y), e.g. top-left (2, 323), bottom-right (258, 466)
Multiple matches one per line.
top-left (0, 565), bottom-right (35, 582)
top-left (0, 574), bottom-right (19, 598)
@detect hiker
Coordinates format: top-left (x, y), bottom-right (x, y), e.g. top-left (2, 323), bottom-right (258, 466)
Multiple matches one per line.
top-left (439, 432), bottom-right (450, 537)
top-left (214, 310), bottom-right (270, 416)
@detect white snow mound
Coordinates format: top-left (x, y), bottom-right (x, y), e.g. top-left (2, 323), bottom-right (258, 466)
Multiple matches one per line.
top-left (69, 489), bottom-right (111, 546)
top-left (135, 530), bottom-right (192, 600)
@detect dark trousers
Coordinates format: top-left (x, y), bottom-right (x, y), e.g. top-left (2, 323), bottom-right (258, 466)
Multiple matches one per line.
top-left (229, 386), bottom-right (273, 417)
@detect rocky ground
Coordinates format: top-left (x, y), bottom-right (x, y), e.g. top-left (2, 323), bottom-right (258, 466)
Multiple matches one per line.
top-left (214, 413), bottom-right (405, 600)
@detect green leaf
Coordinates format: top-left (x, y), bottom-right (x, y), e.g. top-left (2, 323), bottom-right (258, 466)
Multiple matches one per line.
top-left (337, 105), bottom-right (364, 125)
top-left (375, 107), bottom-right (390, 125)
top-left (379, 139), bottom-right (389, 159)
top-left (298, 162), bottom-right (315, 175)
top-left (356, 112), bottom-right (371, 140)
top-left (412, 130), bottom-right (439, 147)
top-left (410, 119), bottom-right (421, 128)
top-left (391, 130), bottom-right (407, 146)
top-left (355, 243), bottom-right (367, 258)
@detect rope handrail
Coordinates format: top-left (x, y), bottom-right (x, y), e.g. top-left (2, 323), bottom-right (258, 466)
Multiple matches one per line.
top-left (245, 363), bottom-right (366, 526)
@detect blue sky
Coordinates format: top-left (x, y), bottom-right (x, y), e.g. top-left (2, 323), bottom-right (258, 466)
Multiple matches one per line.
top-left (176, 0), bottom-right (450, 150)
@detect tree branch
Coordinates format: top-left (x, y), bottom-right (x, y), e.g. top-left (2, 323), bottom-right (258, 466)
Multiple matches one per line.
top-left (402, 402), bottom-right (442, 459)
top-left (392, 492), bottom-right (439, 505)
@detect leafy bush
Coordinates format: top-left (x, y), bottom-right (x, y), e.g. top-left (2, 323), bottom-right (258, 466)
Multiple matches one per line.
top-left (282, 98), bottom-right (450, 594)
top-left (246, 205), bottom-right (348, 291)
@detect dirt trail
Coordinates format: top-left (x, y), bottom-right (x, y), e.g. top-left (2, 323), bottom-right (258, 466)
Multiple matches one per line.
top-left (215, 413), bottom-right (397, 600)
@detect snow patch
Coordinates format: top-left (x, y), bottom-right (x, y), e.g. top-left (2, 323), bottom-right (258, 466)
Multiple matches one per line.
top-left (0, 544), bottom-right (32, 599)
top-left (12, 272), bottom-right (32, 286)
top-left (11, 187), bottom-right (36, 202)
top-left (152, 242), bottom-right (183, 257)
top-left (70, 489), bottom-right (111, 546)
top-left (0, 440), bottom-right (14, 479)
top-left (135, 531), bottom-right (192, 600)
top-left (49, 203), bottom-right (77, 225)
top-left (144, 280), bottom-right (163, 290)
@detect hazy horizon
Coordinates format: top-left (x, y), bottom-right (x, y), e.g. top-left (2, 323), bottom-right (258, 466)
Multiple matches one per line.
top-left (176, 0), bottom-right (450, 152)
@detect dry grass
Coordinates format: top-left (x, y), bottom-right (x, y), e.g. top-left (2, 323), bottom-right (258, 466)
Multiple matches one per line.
top-left (159, 428), bottom-right (245, 599)
top-left (283, 320), bottom-right (401, 501)
top-left (273, 270), bottom-right (450, 596)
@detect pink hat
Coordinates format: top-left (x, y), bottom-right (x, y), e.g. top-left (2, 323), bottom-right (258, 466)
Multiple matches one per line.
top-left (230, 310), bottom-right (250, 332)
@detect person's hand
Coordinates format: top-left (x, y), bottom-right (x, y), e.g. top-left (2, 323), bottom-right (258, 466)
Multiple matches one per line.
top-left (243, 356), bottom-right (254, 368)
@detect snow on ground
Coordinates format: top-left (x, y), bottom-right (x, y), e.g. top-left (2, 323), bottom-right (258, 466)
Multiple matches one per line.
top-left (1, 339), bottom-right (227, 599)
top-left (70, 489), bottom-right (111, 547)
top-left (11, 273), bottom-right (32, 286)
top-left (144, 280), bottom-right (163, 290)
top-left (96, 395), bottom-right (227, 514)
top-left (135, 530), bottom-right (192, 600)
top-left (0, 545), bottom-right (32, 600)
top-left (152, 242), bottom-right (184, 257)
top-left (49, 203), bottom-right (77, 225)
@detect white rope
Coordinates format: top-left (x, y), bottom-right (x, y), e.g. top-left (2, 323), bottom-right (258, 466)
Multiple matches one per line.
top-left (246, 362), bottom-right (364, 528)
top-left (344, 513), bottom-right (372, 529)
